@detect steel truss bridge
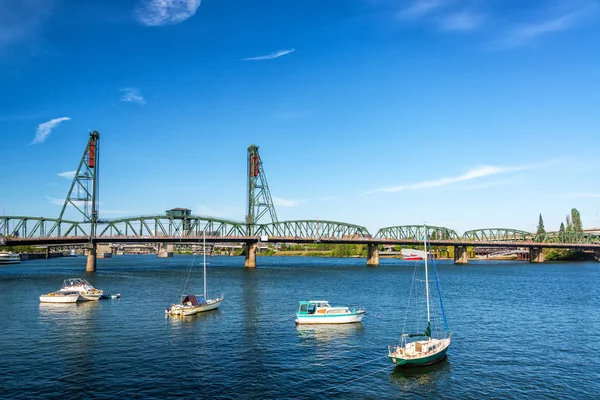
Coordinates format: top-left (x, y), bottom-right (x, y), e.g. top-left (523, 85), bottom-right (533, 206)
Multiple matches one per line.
top-left (1, 133), bottom-right (599, 259)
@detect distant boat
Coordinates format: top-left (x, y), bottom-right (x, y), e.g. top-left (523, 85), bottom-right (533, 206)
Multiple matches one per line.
top-left (295, 300), bottom-right (365, 324)
top-left (401, 248), bottom-right (427, 261)
top-left (388, 226), bottom-right (451, 367)
top-left (165, 232), bottom-right (224, 317)
top-left (66, 249), bottom-right (78, 257)
top-left (0, 251), bottom-right (21, 265)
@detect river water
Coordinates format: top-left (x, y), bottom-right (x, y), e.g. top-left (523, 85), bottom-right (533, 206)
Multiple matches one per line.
top-left (1, 255), bottom-right (599, 399)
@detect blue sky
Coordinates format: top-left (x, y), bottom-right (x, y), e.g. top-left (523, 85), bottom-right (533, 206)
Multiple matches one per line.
top-left (1, 0), bottom-right (600, 235)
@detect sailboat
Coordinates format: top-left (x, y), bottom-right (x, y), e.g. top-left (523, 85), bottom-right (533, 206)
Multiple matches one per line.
top-left (165, 232), bottom-right (224, 317)
top-left (388, 225), bottom-right (451, 367)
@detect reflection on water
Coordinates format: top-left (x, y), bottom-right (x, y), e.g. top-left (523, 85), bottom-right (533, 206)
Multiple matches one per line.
top-left (39, 301), bottom-right (101, 318)
top-left (296, 323), bottom-right (365, 342)
top-left (389, 356), bottom-right (451, 390)
top-left (165, 309), bottom-right (223, 327)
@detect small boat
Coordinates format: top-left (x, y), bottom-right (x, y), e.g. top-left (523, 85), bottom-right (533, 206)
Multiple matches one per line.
top-left (166, 232), bottom-right (224, 316)
top-left (401, 248), bottom-right (427, 261)
top-left (0, 251), bottom-right (21, 265)
top-left (65, 249), bottom-right (78, 257)
top-left (100, 293), bottom-right (120, 300)
top-left (295, 301), bottom-right (365, 324)
top-left (388, 225), bottom-right (452, 367)
top-left (58, 278), bottom-right (104, 301)
top-left (39, 291), bottom-right (81, 303)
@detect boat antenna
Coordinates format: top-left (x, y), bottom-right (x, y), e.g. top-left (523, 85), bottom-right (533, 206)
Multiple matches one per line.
top-left (203, 230), bottom-right (207, 300)
top-left (424, 224), bottom-right (431, 326)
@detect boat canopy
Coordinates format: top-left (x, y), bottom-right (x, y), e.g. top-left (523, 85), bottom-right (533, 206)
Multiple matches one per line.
top-left (182, 295), bottom-right (199, 306)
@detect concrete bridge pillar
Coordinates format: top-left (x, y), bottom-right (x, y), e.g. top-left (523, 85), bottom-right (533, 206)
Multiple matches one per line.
top-left (97, 244), bottom-right (112, 259)
top-left (454, 246), bottom-right (468, 264)
top-left (530, 247), bottom-right (545, 263)
top-left (595, 250), bottom-right (600, 262)
top-left (244, 242), bottom-right (257, 268)
top-left (86, 244), bottom-right (96, 272)
top-left (158, 243), bottom-right (174, 258)
top-left (367, 244), bottom-right (380, 266)
top-left (45, 247), bottom-right (50, 259)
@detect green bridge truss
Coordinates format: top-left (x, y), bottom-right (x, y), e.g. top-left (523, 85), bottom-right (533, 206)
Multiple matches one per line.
top-left (255, 220), bottom-right (371, 239)
top-left (375, 225), bottom-right (460, 241)
top-left (462, 228), bottom-right (534, 242)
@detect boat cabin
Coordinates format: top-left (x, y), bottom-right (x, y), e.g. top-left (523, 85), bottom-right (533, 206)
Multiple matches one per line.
top-left (297, 301), bottom-right (331, 315)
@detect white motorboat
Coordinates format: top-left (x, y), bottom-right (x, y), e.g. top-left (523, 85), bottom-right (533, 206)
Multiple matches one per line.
top-left (166, 232), bottom-right (224, 317)
top-left (39, 291), bottom-right (81, 303)
top-left (58, 278), bottom-right (104, 301)
top-left (0, 251), bottom-right (21, 265)
top-left (295, 300), bottom-right (366, 324)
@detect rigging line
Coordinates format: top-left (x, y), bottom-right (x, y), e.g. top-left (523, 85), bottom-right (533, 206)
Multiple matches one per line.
top-left (300, 364), bottom-right (391, 398)
top-left (401, 262), bottom-right (419, 337)
top-left (428, 238), bottom-right (449, 331)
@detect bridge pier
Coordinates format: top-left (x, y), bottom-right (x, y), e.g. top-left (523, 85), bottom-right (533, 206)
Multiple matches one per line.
top-left (530, 247), bottom-right (545, 263)
top-left (97, 244), bottom-right (112, 259)
top-left (595, 250), bottom-right (600, 262)
top-left (86, 244), bottom-right (96, 272)
top-left (454, 246), bottom-right (468, 264)
top-left (244, 242), bottom-right (257, 268)
top-left (158, 243), bottom-right (174, 258)
top-left (45, 247), bottom-right (50, 259)
top-left (367, 244), bottom-right (379, 266)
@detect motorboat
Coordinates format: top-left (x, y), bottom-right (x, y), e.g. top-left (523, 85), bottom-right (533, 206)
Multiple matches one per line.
top-left (0, 251), bottom-right (21, 265)
top-left (58, 278), bottom-right (104, 301)
top-left (39, 291), bottom-right (81, 303)
top-left (401, 249), bottom-right (427, 261)
top-left (295, 300), bottom-right (365, 324)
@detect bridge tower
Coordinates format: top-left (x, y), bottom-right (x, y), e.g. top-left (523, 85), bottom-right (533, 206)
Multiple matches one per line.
top-left (245, 144), bottom-right (277, 267)
top-left (57, 131), bottom-right (100, 271)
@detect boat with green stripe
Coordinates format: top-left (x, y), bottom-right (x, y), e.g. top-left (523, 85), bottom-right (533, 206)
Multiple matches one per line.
top-left (295, 300), bottom-right (365, 324)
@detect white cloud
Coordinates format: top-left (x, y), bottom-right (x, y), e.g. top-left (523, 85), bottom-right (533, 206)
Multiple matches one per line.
top-left (440, 11), bottom-right (486, 31)
top-left (272, 197), bottom-right (300, 207)
top-left (119, 87), bottom-right (146, 105)
top-left (366, 162), bottom-right (553, 194)
top-left (57, 170), bottom-right (76, 179)
top-left (32, 117), bottom-right (70, 145)
top-left (243, 49), bottom-right (295, 61)
top-left (135, 0), bottom-right (201, 27)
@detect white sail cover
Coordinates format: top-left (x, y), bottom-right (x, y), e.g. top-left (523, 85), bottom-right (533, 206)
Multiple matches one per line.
top-left (401, 249), bottom-right (428, 259)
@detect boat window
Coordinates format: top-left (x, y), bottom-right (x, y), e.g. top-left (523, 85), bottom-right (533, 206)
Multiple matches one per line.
top-left (300, 304), bottom-right (307, 312)
top-left (308, 304), bottom-right (316, 314)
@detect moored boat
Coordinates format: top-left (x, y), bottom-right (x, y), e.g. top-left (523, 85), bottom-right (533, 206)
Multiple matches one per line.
top-left (401, 248), bottom-right (427, 261)
top-left (39, 291), bottom-right (81, 303)
top-left (58, 278), bottom-right (104, 301)
top-left (295, 300), bottom-right (365, 324)
top-left (166, 231), bottom-right (224, 317)
top-left (388, 225), bottom-right (452, 367)
top-left (0, 251), bottom-right (21, 265)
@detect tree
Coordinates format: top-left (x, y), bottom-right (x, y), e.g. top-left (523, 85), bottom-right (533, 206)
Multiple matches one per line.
top-left (536, 214), bottom-right (546, 235)
top-left (571, 208), bottom-right (582, 232)
top-left (559, 222), bottom-right (565, 232)
top-left (566, 215), bottom-right (573, 232)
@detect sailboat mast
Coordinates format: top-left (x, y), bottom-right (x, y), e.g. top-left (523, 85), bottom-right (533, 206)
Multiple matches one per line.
top-left (424, 225), bottom-right (430, 323)
top-left (203, 230), bottom-right (207, 300)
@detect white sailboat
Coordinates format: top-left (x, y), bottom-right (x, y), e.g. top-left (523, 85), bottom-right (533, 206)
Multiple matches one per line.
top-left (165, 232), bottom-right (224, 316)
top-left (388, 225), bottom-right (451, 367)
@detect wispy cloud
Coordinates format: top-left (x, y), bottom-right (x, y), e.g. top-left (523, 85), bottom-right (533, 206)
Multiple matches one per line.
top-left (439, 10), bottom-right (486, 31)
top-left (57, 170), bottom-right (76, 179)
top-left (400, 0), bottom-right (446, 19)
top-left (273, 197), bottom-right (301, 207)
top-left (46, 196), bottom-right (67, 206)
top-left (32, 117), bottom-right (70, 145)
top-left (135, 0), bottom-right (201, 27)
top-left (494, 3), bottom-right (598, 48)
top-left (365, 162), bottom-right (554, 194)
top-left (243, 49), bottom-right (295, 61)
top-left (119, 88), bottom-right (146, 105)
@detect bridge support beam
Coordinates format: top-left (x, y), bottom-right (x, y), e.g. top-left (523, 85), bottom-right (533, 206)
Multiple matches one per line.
top-left (595, 250), bottom-right (600, 262)
top-left (367, 244), bottom-right (379, 266)
top-left (158, 243), bottom-right (174, 258)
top-left (45, 247), bottom-right (50, 259)
top-left (244, 242), bottom-right (258, 268)
top-left (86, 244), bottom-right (96, 272)
top-left (454, 246), bottom-right (468, 264)
top-left (530, 247), bottom-right (545, 263)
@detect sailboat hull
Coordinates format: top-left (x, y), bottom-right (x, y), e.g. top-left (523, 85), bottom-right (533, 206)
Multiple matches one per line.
top-left (389, 346), bottom-right (449, 367)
